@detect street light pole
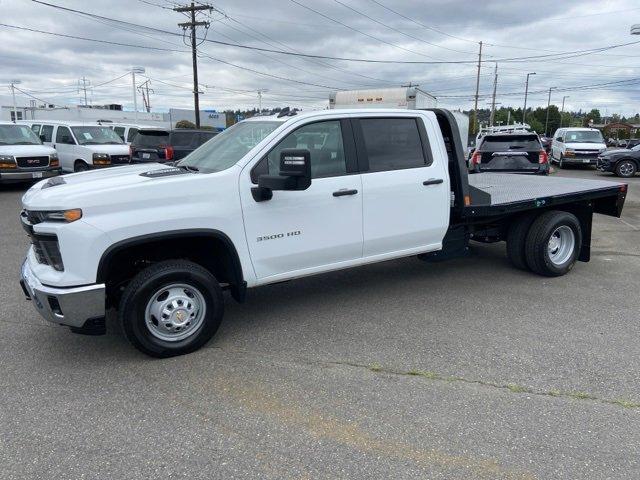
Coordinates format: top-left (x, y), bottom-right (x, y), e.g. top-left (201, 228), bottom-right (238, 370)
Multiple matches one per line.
top-left (523, 72), bottom-right (536, 124)
top-left (130, 67), bottom-right (145, 122)
top-left (9, 80), bottom-right (21, 123)
top-left (560, 95), bottom-right (569, 127)
top-left (544, 87), bottom-right (555, 136)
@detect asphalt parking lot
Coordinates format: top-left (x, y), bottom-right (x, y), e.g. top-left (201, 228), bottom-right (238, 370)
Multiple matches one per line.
top-left (1, 168), bottom-right (639, 479)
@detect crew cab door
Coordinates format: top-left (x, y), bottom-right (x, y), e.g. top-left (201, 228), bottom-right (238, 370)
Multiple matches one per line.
top-left (240, 119), bottom-right (363, 280)
top-left (353, 114), bottom-right (449, 257)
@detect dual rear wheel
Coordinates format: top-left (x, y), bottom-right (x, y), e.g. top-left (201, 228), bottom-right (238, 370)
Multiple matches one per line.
top-left (507, 210), bottom-right (582, 276)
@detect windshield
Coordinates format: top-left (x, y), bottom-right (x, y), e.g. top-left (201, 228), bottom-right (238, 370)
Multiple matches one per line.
top-left (564, 130), bottom-right (604, 144)
top-left (71, 126), bottom-right (124, 145)
top-left (178, 121), bottom-right (281, 173)
top-left (0, 124), bottom-right (42, 145)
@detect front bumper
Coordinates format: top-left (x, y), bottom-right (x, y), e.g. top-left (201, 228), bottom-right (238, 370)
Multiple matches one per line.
top-left (562, 156), bottom-right (598, 165)
top-left (0, 168), bottom-right (61, 183)
top-left (20, 260), bottom-right (105, 329)
top-left (596, 157), bottom-right (615, 172)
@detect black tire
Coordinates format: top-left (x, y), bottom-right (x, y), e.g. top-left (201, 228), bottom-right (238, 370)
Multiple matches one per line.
top-left (506, 213), bottom-right (538, 270)
top-left (558, 155), bottom-right (565, 169)
top-left (74, 160), bottom-right (89, 172)
top-left (119, 260), bottom-right (224, 358)
top-left (615, 159), bottom-right (637, 178)
top-left (525, 211), bottom-right (582, 277)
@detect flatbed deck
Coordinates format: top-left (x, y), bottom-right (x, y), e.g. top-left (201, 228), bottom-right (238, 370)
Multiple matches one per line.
top-left (464, 173), bottom-right (626, 217)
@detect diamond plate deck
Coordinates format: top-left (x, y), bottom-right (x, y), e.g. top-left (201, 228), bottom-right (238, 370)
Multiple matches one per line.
top-left (468, 173), bottom-right (623, 206)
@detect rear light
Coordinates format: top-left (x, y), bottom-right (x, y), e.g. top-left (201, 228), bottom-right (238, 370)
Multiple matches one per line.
top-left (164, 145), bottom-right (174, 161)
top-left (538, 150), bottom-right (548, 164)
top-left (471, 151), bottom-right (481, 165)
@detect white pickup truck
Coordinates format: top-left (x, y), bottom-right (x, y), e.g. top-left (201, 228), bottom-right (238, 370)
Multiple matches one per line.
top-left (19, 109), bottom-right (628, 357)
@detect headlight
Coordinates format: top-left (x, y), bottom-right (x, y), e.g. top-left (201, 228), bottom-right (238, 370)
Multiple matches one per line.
top-left (92, 153), bottom-right (111, 165)
top-left (50, 152), bottom-right (58, 160)
top-left (0, 154), bottom-right (16, 169)
top-left (564, 149), bottom-right (575, 157)
top-left (39, 209), bottom-right (82, 223)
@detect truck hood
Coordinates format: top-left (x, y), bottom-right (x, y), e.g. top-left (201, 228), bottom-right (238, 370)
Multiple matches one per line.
top-left (22, 163), bottom-right (195, 210)
top-left (564, 142), bottom-right (606, 151)
top-left (79, 144), bottom-right (130, 155)
top-left (0, 144), bottom-right (56, 156)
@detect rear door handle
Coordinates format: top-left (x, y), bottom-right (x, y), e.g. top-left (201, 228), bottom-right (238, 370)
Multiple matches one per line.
top-left (423, 179), bottom-right (444, 186)
top-left (333, 189), bottom-right (358, 197)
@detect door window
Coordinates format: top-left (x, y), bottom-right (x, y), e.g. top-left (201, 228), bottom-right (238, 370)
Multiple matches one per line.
top-left (113, 126), bottom-right (126, 141)
top-left (171, 132), bottom-right (197, 147)
top-left (126, 128), bottom-right (138, 143)
top-left (252, 120), bottom-right (347, 181)
top-left (40, 125), bottom-right (54, 142)
top-left (55, 126), bottom-right (75, 144)
top-left (31, 124), bottom-right (41, 134)
top-left (360, 118), bottom-right (427, 172)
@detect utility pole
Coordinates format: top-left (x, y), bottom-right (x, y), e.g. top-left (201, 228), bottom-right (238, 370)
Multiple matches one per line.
top-left (544, 87), bottom-right (555, 135)
top-left (471, 41), bottom-right (483, 135)
top-left (78, 76), bottom-right (90, 106)
top-left (175, 2), bottom-right (212, 128)
top-left (9, 80), bottom-right (21, 122)
top-left (130, 67), bottom-right (145, 122)
top-left (523, 72), bottom-right (536, 124)
top-left (257, 89), bottom-right (268, 112)
top-left (138, 79), bottom-right (154, 112)
top-left (489, 63), bottom-right (498, 127)
top-left (560, 95), bottom-right (569, 127)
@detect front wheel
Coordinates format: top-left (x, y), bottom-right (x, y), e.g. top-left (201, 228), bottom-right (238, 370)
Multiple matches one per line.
top-left (74, 160), bottom-right (89, 172)
top-left (615, 160), bottom-right (637, 178)
top-left (558, 155), bottom-right (565, 169)
top-left (525, 211), bottom-right (582, 277)
top-left (119, 260), bottom-right (224, 357)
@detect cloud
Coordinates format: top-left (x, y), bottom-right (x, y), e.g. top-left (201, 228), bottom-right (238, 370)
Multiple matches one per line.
top-left (1, 0), bottom-right (639, 114)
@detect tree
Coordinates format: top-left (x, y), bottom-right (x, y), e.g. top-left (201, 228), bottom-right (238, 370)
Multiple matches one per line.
top-left (175, 120), bottom-right (196, 129)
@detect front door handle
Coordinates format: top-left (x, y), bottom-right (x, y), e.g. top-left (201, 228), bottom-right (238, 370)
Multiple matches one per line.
top-left (333, 189), bottom-right (358, 197)
top-left (423, 178), bottom-right (444, 186)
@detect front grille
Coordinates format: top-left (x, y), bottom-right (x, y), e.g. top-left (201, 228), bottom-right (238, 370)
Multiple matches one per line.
top-left (16, 156), bottom-right (49, 168)
top-left (32, 234), bottom-right (64, 271)
top-left (111, 155), bottom-right (131, 164)
top-left (573, 150), bottom-right (600, 157)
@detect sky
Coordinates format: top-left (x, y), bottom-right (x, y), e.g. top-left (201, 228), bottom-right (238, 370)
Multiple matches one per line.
top-left (1, 0), bottom-right (640, 116)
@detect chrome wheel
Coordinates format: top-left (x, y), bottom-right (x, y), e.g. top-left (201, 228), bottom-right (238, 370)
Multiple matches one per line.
top-left (144, 283), bottom-right (206, 342)
top-left (547, 225), bottom-right (575, 266)
top-left (618, 161), bottom-right (635, 177)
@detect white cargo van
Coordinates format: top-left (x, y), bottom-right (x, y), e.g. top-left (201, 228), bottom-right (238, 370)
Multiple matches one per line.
top-left (30, 121), bottom-right (130, 172)
top-left (550, 127), bottom-right (607, 168)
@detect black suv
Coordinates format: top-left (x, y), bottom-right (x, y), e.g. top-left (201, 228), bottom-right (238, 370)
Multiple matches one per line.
top-left (130, 128), bottom-right (218, 163)
top-left (470, 132), bottom-right (548, 175)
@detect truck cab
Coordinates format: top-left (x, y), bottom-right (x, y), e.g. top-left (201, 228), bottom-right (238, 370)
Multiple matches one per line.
top-left (19, 109), bottom-right (627, 358)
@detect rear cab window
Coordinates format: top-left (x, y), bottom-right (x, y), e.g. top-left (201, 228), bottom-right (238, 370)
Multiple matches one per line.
top-left (133, 130), bottom-right (171, 148)
top-left (479, 135), bottom-right (541, 152)
top-left (359, 117), bottom-right (430, 172)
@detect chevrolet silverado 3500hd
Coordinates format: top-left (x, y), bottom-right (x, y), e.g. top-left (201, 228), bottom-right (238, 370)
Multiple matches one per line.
top-left (19, 109), bottom-right (628, 357)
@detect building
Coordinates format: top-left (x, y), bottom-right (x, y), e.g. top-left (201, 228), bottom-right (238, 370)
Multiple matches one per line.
top-left (0, 96), bottom-right (226, 130)
top-left (591, 122), bottom-right (640, 139)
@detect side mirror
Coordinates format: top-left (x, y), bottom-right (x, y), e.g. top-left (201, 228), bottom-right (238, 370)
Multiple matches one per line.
top-left (252, 149), bottom-right (312, 202)
top-left (556, 137), bottom-right (563, 142)
top-left (39, 134), bottom-right (46, 142)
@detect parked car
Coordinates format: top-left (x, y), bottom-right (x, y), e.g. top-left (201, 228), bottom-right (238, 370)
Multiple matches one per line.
top-left (597, 144), bottom-right (640, 178)
top-left (550, 128), bottom-right (607, 168)
top-left (625, 139), bottom-right (640, 149)
top-left (29, 121), bottom-right (130, 172)
top-left (0, 122), bottom-right (61, 183)
top-left (130, 128), bottom-right (218, 163)
top-left (469, 132), bottom-right (548, 175)
top-left (19, 109), bottom-right (627, 357)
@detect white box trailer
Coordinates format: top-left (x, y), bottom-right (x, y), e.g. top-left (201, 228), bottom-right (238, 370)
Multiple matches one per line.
top-left (329, 87), bottom-right (437, 110)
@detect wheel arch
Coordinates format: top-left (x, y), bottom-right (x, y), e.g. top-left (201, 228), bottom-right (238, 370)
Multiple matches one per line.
top-left (97, 229), bottom-right (246, 304)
